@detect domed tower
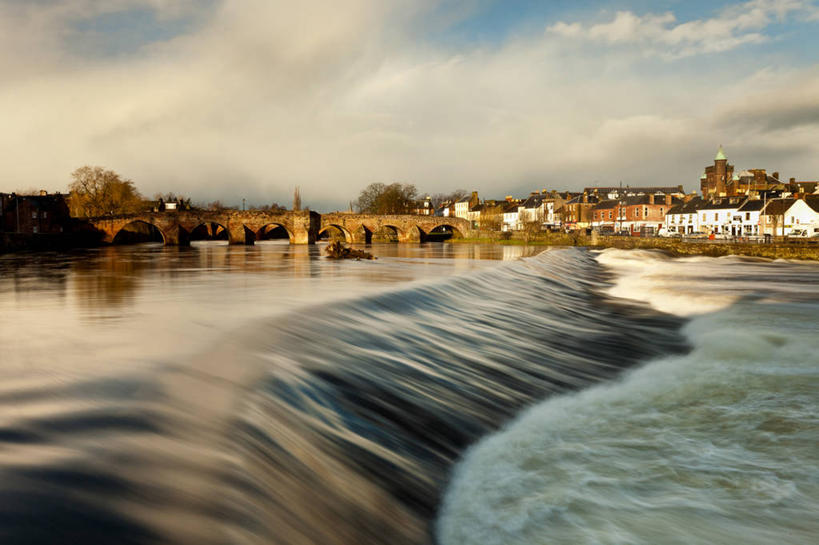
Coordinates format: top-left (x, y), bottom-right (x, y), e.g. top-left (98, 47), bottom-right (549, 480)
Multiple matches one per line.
top-left (714, 145), bottom-right (728, 194)
top-left (701, 145), bottom-right (735, 198)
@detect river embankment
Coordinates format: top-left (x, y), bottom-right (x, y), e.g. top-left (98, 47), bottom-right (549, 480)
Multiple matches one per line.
top-left (455, 232), bottom-right (819, 260)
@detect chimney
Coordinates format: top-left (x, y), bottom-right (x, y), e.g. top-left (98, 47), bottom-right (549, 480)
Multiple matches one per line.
top-left (790, 177), bottom-right (796, 184)
top-left (648, 194), bottom-right (655, 205)
top-left (665, 194), bottom-right (672, 205)
top-left (773, 172), bottom-right (780, 181)
top-left (39, 190), bottom-right (47, 196)
top-left (582, 191), bottom-right (588, 203)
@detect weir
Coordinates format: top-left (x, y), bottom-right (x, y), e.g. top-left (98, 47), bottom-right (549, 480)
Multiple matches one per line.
top-left (88, 210), bottom-right (474, 246)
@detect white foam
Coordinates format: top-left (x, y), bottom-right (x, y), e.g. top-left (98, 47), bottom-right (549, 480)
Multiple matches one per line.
top-left (437, 255), bottom-right (819, 545)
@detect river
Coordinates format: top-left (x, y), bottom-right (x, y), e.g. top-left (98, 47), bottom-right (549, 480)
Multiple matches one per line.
top-left (0, 242), bottom-right (816, 544)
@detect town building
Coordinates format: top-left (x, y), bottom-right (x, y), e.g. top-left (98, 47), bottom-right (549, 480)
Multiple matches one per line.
top-left (591, 200), bottom-right (619, 232)
top-left (502, 199), bottom-right (523, 231)
top-left (700, 146), bottom-right (784, 198)
top-left (760, 196), bottom-right (819, 236)
top-left (454, 192), bottom-right (479, 220)
top-left (700, 146), bottom-right (734, 198)
top-left (560, 192), bottom-right (598, 229)
top-left (698, 196), bottom-right (747, 235)
top-left (732, 199), bottom-right (766, 237)
top-left (0, 191), bottom-right (72, 234)
top-left (519, 193), bottom-right (548, 226)
top-left (591, 193), bottom-right (677, 234)
top-left (435, 200), bottom-right (455, 217)
top-left (664, 196), bottom-right (705, 234)
top-left (584, 186), bottom-right (685, 201)
top-left (414, 195), bottom-right (434, 216)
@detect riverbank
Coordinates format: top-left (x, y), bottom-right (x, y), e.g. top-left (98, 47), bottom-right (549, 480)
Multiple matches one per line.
top-left (454, 232), bottom-right (819, 261)
top-left (0, 232), bottom-right (98, 253)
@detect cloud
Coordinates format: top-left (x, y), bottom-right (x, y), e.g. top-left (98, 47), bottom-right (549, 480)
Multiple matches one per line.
top-left (0, 0), bottom-right (818, 209)
top-left (718, 70), bottom-right (819, 131)
top-left (547, 0), bottom-right (819, 58)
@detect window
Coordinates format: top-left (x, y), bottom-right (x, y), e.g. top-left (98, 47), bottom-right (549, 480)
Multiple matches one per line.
top-left (714, 213), bottom-right (718, 221)
top-left (745, 212), bottom-right (750, 221)
top-left (31, 211), bottom-right (38, 219)
top-left (660, 207), bottom-right (664, 215)
top-left (43, 211), bottom-right (47, 219)
top-left (608, 211), bottom-right (612, 219)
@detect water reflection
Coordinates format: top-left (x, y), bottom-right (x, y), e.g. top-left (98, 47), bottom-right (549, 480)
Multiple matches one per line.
top-left (0, 242), bottom-right (545, 375)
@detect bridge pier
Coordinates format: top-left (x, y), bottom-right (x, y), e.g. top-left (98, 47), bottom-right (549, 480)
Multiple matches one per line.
top-left (163, 225), bottom-right (190, 246)
top-left (398, 227), bottom-right (422, 243)
top-left (228, 225), bottom-right (256, 245)
top-left (351, 227), bottom-right (370, 244)
top-left (291, 211), bottom-right (320, 245)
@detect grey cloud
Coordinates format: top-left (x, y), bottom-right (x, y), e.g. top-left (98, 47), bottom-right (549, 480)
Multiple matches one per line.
top-left (720, 98), bottom-right (819, 132)
top-left (1, 1), bottom-right (818, 209)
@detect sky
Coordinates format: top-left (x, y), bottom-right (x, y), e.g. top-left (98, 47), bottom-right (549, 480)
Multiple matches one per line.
top-left (1, 0), bottom-right (818, 211)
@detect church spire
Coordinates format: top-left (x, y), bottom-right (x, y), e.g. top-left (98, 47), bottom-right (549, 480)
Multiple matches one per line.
top-left (715, 145), bottom-right (727, 161)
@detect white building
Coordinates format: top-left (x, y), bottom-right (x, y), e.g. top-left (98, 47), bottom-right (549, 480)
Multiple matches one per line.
top-left (664, 197), bottom-right (704, 234)
top-left (454, 192), bottom-right (479, 220)
top-left (502, 201), bottom-right (522, 231)
top-left (519, 194), bottom-right (547, 225)
top-left (732, 199), bottom-right (765, 236)
top-left (454, 196), bottom-right (471, 219)
top-left (698, 196), bottom-right (747, 235)
top-left (761, 197), bottom-right (819, 236)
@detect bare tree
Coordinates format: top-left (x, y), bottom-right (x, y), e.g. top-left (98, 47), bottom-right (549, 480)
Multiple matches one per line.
top-left (68, 166), bottom-right (143, 217)
top-left (356, 182), bottom-right (418, 214)
top-left (522, 221), bottom-right (542, 242)
top-left (478, 204), bottom-right (504, 232)
top-left (205, 200), bottom-right (236, 211)
top-left (293, 186), bottom-right (302, 211)
top-left (430, 189), bottom-right (467, 209)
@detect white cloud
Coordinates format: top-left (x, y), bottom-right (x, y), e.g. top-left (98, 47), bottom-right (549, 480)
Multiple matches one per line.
top-left (547, 0), bottom-right (819, 58)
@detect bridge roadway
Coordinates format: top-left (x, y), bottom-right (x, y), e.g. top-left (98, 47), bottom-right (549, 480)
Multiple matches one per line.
top-left (88, 210), bottom-right (474, 245)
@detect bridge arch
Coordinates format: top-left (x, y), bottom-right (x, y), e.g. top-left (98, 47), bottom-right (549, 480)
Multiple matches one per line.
top-left (423, 223), bottom-right (464, 241)
top-left (112, 220), bottom-right (166, 245)
top-left (318, 224), bottom-right (353, 243)
top-left (369, 224), bottom-right (403, 243)
top-left (256, 223), bottom-right (294, 243)
top-left (189, 221), bottom-right (230, 244)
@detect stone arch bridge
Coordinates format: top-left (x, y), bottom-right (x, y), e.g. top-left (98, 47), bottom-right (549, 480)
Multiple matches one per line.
top-left (88, 210), bottom-right (474, 245)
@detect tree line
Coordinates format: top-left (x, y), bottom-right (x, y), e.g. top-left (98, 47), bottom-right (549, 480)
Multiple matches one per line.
top-left (66, 166), bottom-right (293, 217)
top-left (355, 182), bottom-right (467, 214)
top-left (66, 165), bottom-right (467, 218)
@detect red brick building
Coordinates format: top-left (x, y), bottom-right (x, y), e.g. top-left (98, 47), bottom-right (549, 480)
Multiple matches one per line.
top-left (700, 146), bottom-right (784, 198)
top-left (592, 194), bottom-right (677, 234)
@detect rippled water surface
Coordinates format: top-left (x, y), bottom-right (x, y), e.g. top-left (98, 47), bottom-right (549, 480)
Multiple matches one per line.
top-left (439, 249), bottom-right (819, 545)
top-left (1, 243), bottom-right (816, 544)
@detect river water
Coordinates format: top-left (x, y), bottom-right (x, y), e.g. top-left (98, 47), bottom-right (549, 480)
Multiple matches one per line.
top-left (0, 243), bottom-right (816, 544)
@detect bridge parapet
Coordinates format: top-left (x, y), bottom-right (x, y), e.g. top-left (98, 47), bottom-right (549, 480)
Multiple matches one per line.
top-left (86, 211), bottom-right (471, 246)
top-left (320, 213), bottom-right (474, 243)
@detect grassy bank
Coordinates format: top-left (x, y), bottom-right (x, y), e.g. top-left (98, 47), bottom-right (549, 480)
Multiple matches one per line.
top-left (454, 232), bottom-right (819, 261)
